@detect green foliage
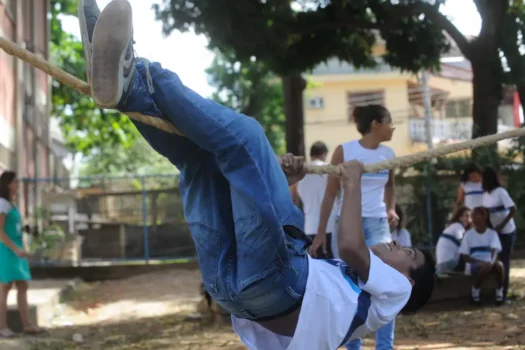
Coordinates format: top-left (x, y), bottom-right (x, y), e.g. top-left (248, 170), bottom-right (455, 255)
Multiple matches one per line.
top-left (50, 0), bottom-right (140, 168)
top-left (50, 0), bottom-right (175, 176)
top-left (153, 0), bottom-right (449, 76)
top-left (501, 1), bottom-right (525, 84)
top-left (206, 51), bottom-right (286, 154)
top-left (77, 136), bottom-right (175, 177)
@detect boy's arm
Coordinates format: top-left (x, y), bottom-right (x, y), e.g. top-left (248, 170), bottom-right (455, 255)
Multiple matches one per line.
top-left (337, 161), bottom-right (370, 282)
top-left (455, 186), bottom-right (465, 211)
top-left (490, 249), bottom-right (499, 265)
top-left (489, 233), bottom-right (502, 265)
top-left (318, 146), bottom-right (343, 235)
top-left (384, 170), bottom-right (396, 222)
top-left (289, 183), bottom-right (300, 206)
top-left (310, 146), bottom-right (343, 257)
top-left (495, 189), bottom-right (516, 232)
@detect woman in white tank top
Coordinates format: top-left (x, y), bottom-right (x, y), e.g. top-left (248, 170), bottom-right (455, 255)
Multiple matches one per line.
top-left (455, 162), bottom-right (483, 210)
top-left (312, 104), bottom-right (397, 350)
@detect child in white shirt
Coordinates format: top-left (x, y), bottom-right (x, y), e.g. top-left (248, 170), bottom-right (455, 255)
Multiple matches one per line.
top-left (435, 206), bottom-right (471, 275)
top-left (390, 205), bottom-right (412, 247)
top-left (78, 5), bottom-right (437, 348)
top-left (458, 207), bottom-right (504, 306)
top-left (482, 166), bottom-right (517, 301)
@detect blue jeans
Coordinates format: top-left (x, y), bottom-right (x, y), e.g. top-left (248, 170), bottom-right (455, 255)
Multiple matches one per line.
top-left (346, 217), bottom-right (395, 350)
top-left (498, 231), bottom-right (516, 299)
top-left (119, 60), bottom-right (309, 320)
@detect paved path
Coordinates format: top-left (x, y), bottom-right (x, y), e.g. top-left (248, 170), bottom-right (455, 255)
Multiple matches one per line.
top-left (7, 279), bottom-right (74, 309)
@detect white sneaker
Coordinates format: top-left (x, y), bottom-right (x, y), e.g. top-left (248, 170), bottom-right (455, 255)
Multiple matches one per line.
top-left (91, 0), bottom-right (136, 108)
top-left (77, 0), bottom-right (101, 85)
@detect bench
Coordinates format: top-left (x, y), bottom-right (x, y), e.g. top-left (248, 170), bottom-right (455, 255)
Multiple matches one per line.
top-left (430, 271), bottom-right (497, 303)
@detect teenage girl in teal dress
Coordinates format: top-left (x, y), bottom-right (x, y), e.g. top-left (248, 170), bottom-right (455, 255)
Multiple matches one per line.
top-left (0, 171), bottom-right (44, 337)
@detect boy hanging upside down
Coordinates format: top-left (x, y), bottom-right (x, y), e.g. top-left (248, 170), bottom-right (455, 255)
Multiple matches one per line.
top-left (78, 1), bottom-right (436, 348)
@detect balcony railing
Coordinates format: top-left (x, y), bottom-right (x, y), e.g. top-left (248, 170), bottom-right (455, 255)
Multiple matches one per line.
top-left (409, 119), bottom-right (515, 143)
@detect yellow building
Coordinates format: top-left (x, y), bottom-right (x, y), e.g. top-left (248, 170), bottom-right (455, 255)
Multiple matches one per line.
top-left (303, 43), bottom-right (515, 158)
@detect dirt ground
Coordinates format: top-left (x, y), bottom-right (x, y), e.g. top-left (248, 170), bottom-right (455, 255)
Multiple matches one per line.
top-left (4, 261), bottom-right (525, 350)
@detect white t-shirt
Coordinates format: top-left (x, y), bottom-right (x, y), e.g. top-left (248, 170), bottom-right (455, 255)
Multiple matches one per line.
top-left (459, 228), bottom-right (502, 265)
top-left (338, 141), bottom-right (395, 218)
top-left (296, 160), bottom-right (337, 235)
top-left (460, 181), bottom-right (483, 209)
top-left (391, 228), bottom-right (412, 247)
top-left (232, 251), bottom-right (412, 350)
top-left (482, 187), bottom-right (516, 234)
top-left (435, 222), bottom-right (465, 265)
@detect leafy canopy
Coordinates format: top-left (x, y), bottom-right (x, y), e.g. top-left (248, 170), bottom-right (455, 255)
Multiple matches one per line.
top-left (153, 0), bottom-right (450, 75)
top-left (50, 0), bottom-right (137, 158)
top-left (206, 51), bottom-right (286, 153)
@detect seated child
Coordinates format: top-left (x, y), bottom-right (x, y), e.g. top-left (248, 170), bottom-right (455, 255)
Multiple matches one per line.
top-left (77, 1), bottom-right (436, 348)
top-left (458, 207), bottom-right (504, 306)
top-left (390, 204), bottom-right (412, 247)
top-left (435, 206), bottom-right (471, 274)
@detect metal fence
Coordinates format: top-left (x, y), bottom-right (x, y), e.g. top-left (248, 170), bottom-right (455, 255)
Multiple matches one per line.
top-left (21, 171), bottom-right (524, 266)
top-left (22, 174), bottom-right (195, 266)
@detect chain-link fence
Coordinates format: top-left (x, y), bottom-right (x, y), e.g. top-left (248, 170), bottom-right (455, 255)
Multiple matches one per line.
top-left (22, 174), bottom-right (194, 266)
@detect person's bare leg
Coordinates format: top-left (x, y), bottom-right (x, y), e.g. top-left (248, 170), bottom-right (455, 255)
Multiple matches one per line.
top-left (15, 281), bottom-right (43, 333)
top-left (15, 281), bottom-right (30, 329)
top-left (0, 283), bottom-right (14, 337)
top-left (474, 271), bottom-right (488, 288)
top-left (471, 266), bottom-right (489, 305)
top-left (493, 262), bottom-right (505, 306)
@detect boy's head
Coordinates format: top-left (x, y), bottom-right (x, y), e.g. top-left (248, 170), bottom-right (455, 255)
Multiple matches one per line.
top-left (471, 206), bottom-right (491, 231)
top-left (310, 141), bottom-right (328, 161)
top-left (370, 241), bottom-right (435, 313)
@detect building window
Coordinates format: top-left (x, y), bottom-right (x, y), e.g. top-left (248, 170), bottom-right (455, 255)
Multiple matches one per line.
top-left (307, 97), bottom-right (324, 109)
top-left (445, 99), bottom-right (471, 118)
top-left (347, 90), bottom-right (385, 122)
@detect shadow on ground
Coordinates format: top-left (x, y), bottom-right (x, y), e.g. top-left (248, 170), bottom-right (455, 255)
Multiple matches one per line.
top-left (11, 297), bottom-right (525, 350)
top-left (6, 260), bottom-right (525, 350)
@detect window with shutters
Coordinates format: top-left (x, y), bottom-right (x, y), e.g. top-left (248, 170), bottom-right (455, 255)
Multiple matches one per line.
top-left (445, 99), bottom-right (471, 118)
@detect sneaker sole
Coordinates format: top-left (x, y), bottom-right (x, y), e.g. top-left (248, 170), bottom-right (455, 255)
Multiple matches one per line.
top-left (77, 0), bottom-right (100, 84)
top-left (91, 0), bottom-right (133, 108)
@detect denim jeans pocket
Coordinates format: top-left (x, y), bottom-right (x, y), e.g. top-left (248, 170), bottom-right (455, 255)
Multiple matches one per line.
top-left (236, 265), bottom-right (281, 300)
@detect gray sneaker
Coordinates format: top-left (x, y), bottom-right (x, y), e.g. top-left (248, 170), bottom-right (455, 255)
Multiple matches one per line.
top-left (77, 0), bottom-right (101, 85)
top-left (91, 0), bottom-right (136, 108)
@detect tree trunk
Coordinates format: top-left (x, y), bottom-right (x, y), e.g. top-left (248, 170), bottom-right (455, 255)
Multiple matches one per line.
top-left (468, 0), bottom-right (507, 160)
top-left (470, 58), bottom-right (501, 139)
top-left (470, 55), bottom-right (501, 160)
top-left (282, 75), bottom-right (306, 156)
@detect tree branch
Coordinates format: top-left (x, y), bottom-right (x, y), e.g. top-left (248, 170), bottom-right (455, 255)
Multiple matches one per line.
top-left (293, 2), bottom-right (472, 59)
top-left (413, 2), bottom-right (472, 59)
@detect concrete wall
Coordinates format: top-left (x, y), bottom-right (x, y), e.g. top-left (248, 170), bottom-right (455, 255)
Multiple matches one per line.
top-left (0, 0), bottom-right (52, 215)
top-left (0, 2), bottom-right (16, 170)
top-left (76, 222), bottom-right (196, 260)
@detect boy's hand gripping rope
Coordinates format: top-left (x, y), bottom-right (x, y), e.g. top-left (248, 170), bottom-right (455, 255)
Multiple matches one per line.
top-left (2, 36), bottom-right (525, 176)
